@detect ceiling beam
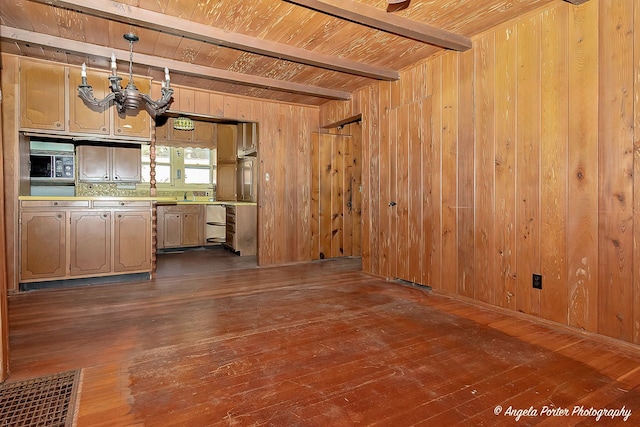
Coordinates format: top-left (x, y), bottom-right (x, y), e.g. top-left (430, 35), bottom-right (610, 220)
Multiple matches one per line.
top-left (28, 0), bottom-right (399, 81)
top-left (286, 0), bottom-right (472, 52)
top-left (0, 26), bottom-right (352, 100)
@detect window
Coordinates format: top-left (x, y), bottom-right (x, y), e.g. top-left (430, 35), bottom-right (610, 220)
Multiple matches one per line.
top-left (141, 145), bottom-right (216, 189)
top-left (184, 147), bottom-right (212, 184)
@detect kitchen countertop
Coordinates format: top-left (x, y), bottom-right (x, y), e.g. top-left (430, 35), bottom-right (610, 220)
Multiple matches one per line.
top-left (18, 195), bottom-right (257, 206)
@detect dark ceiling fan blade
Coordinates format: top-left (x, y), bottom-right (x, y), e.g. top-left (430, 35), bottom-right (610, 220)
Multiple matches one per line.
top-left (387, 0), bottom-right (410, 12)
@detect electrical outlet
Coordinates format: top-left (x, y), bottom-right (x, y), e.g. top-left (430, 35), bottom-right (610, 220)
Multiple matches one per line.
top-left (532, 274), bottom-right (542, 290)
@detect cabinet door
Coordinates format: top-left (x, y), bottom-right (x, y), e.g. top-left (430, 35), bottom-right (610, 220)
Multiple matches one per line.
top-left (69, 211), bottom-right (111, 276)
top-left (162, 213), bottom-right (183, 248)
top-left (113, 210), bottom-right (152, 272)
top-left (112, 146), bottom-right (141, 182)
top-left (77, 145), bottom-right (110, 181)
top-left (20, 210), bottom-right (67, 280)
top-left (113, 77), bottom-right (152, 139)
top-left (237, 159), bottom-right (255, 202)
top-left (68, 67), bottom-right (110, 135)
top-left (217, 124), bottom-right (237, 163)
top-left (194, 122), bottom-right (215, 144)
top-left (217, 163), bottom-right (237, 201)
top-left (19, 60), bottom-right (66, 131)
top-left (181, 212), bottom-right (201, 246)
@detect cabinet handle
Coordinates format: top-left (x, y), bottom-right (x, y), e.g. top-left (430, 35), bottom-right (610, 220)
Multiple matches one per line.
top-left (120, 201), bottom-right (125, 206)
top-left (56, 214), bottom-right (62, 219)
top-left (102, 213), bottom-right (108, 218)
top-left (117, 214), bottom-right (122, 218)
top-left (103, 175), bottom-right (109, 180)
top-left (114, 175), bottom-right (120, 181)
top-left (53, 201), bottom-right (59, 206)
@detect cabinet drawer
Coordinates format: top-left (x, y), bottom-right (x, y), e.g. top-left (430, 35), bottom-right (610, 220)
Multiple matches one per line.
top-left (161, 204), bottom-right (200, 214)
top-left (93, 200), bottom-right (152, 208)
top-left (21, 200), bottom-right (90, 208)
top-left (226, 221), bottom-right (236, 233)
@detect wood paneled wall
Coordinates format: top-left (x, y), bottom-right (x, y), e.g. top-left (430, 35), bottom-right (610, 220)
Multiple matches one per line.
top-left (320, 0), bottom-right (640, 345)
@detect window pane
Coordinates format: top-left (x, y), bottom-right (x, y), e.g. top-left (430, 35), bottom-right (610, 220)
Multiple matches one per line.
top-left (184, 147), bottom-right (211, 166)
top-left (156, 146), bottom-right (171, 163)
top-left (141, 145), bottom-right (170, 164)
top-left (184, 167), bottom-right (211, 184)
top-left (142, 164), bottom-right (171, 183)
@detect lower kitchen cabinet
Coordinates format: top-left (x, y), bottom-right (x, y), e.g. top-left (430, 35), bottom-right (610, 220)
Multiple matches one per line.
top-left (113, 210), bottom-right (152, 272)
top-left (70, 210), bottom-right (111, 276)
top-left (156, 204), bottom-right (203, 249)
top-left (223, 204), bottom-right (256, 256)
top-left (20, 209), bottom-right (69, 281)
top-left (19, 199), bottom-right (153, 283)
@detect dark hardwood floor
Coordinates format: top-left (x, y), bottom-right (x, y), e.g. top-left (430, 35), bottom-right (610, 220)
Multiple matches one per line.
top-left (7, 251), bottom-right (640, 426)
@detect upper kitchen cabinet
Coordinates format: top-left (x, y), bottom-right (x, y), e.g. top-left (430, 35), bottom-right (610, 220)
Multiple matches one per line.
top-left (155, 118), bottom-right (215, 145)
top-left (217, 124), bottom-right (237, 163)
top-left (237, 122), bottom-right (257, 157)
top-left (19, 60), bottom-right (66, 131)
top-left (113, 77), bottom-right (153, 139)
top-left (19, 58), bottom-right (152, 141)
top-left (68, 67), bottom-right (111, 135)
top-left (77, 144), bottom-right (142, 183)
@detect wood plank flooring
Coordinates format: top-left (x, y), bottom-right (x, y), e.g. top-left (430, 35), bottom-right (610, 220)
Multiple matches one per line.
top-left (6, 252), bottom-right (640, 426)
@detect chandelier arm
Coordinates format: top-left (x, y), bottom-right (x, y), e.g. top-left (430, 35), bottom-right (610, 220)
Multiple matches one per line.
top-left (138, 88), bottom-right (174, 117)
top-left (78, 85), bottom-right (117, 108)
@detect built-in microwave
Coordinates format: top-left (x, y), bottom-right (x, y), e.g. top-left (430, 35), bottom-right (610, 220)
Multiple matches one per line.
top-left (30, 152), bottom-right (75, 183)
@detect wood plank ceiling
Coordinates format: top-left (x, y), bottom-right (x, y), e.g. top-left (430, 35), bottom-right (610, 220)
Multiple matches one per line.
top-left (0, 0), bottom-right (564, 106)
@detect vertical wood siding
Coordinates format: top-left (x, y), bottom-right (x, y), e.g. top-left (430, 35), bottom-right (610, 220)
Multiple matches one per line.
top-left (320, 0), bottom-right (640, 345)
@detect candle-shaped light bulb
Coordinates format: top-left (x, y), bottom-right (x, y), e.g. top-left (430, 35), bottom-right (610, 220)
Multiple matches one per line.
top-left (164, 67), bottom-right (170, 82)
top-left (81, 63), bottom-right (87, 78)
top-left (111, 53), bottom-right (117, 72)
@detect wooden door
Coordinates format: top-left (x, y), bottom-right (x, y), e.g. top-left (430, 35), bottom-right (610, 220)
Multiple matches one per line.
top-left (181, 212), bottom-right (201, 247)
top-left (112, 146), bottom-right (141, 182)
top-left (162, 213), bottom-right (182, 248)
top-left (217, 163), bottom-right (237, 201)
top-left (113, 210), bottom-right (152, 272)
top-left (383, 100), bottom-right (429, 285)
top-left (194, 121), bottom-right (215, 145)
top-left (77, 145), bottom-right (110, 181)
top-left (311, 130), bottom-right (362, 260)
top-left (20, 210), bottom-right (67, 280)
top-left (69, 210), bottom-right (111, 276)
top-left (68, 67), bottom-right (110, 135)
top-left (217, 124), bottom-right (237, 162)
top-left (19, 59), bottom-right (66, 131)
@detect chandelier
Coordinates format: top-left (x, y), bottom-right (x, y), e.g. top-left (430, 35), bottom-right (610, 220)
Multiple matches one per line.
top-left (78, 33), bottom-right (173, 117)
